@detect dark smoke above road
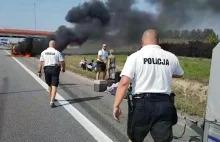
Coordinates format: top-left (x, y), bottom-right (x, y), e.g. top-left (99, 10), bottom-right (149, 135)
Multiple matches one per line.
top-left (145, 0), bottom-right (220, 29)
top-left (15, 0), bottom-right (110, 56)
top-left (106, 0), bottom-right (220, 42)
top-left (55, 0), bottom-right (110, 52)
top-left (15, 0), bottom-right (220, 56)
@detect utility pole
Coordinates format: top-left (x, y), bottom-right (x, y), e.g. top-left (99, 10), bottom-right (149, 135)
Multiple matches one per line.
top-left (34, 2), bottom-right (36, 31)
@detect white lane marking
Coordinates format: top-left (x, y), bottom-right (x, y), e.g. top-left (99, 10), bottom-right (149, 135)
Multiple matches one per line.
top-left (31, 55), bottom-right (188, 127)
top-left (5, 50), bottom-right (113, 142)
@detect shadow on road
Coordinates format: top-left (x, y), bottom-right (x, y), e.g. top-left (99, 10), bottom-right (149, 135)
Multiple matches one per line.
top-left (4, 55), bottom-right (11, 57)
top-left (0, 88), bottom-right (47, 95)
top-left (0, 48), bottom-right (10, 50)
top-left (59, 83), bottom-right (93, 87)
top-left (54, 96), bottom-right (103, 108)
top-left (0, 84), bottom-right (89, 95)
top-left (189, 136), bottom-right (201, 142)
top-left (59, 83), bottom-right (77, 85)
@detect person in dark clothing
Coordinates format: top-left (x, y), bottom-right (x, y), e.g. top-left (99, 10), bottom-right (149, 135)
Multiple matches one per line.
top-left (38, 40), bottom-right (65, 108)
top-left (113, 29), bottom-right (184, 142)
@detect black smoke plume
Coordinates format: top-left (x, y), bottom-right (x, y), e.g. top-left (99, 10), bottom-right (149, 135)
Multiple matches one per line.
top-left (15, 0), bottom-right (220, 56)
top-left (106, 0), bottom-right (158, 43)
top-left (55, 0), bottom-right (110, 52)
top-left (13, 37), bottom-right (33, 55)
top-left (105, 0), bottom-right (220, 43)
top-left (145, 0), bottom-right (220, 30)
top-left (15, 0), bottom-right (110, 56)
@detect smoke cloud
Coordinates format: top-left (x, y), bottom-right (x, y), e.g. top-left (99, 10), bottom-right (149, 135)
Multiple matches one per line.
top-left (104, 0), bottom-right (220, 43)
top-left (55, 0), bottom-right (110, 52)
top-left (145, 0), bottom-right (220, 30)
top-left (15, 0), bottom-right (110, 55)
top-left (14, 0), bottom-right (220, 56)
top-left (105, 0), bottom-right (158, 43)
top-left (13, 37), bottom-right (33, 55)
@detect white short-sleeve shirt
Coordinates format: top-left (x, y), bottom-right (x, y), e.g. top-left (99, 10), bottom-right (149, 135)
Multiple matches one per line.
top-left (40, 47), bottom-right (64, 66)
top-left (120, 45), bottom-right (184, 95)
top-left (97, 48), bottom-right (108, 61)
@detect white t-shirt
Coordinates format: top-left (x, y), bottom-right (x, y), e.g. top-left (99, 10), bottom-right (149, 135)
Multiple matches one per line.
top-left (97, 48), bottom-right (108, 62)
top-left (120, 45), bottom-right (184, 95)
top-left (40, 47), bottom-right (64, 66)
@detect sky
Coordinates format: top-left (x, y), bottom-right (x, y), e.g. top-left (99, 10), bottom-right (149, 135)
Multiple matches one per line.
top-left (0, 0), bottom-right (156, 32)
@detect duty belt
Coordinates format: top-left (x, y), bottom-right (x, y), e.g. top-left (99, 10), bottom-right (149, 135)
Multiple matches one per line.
top-left (133, 93), bottom-right (170, 100)
top-left (45, 64), bottom-right (59, 66)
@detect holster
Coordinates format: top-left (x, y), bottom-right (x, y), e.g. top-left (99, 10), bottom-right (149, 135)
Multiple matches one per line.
top-left (170, 92), bottom-right (178, 126)
top-left (127, 85), bottom-right (134, 113)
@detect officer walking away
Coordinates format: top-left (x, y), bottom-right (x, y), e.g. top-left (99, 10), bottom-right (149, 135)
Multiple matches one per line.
top-left (38, 40), bottom-right (65, 108)
top-left (96, 44), bottom-right (108, 80)
top-left (113, 29), bottom-right (184, 142)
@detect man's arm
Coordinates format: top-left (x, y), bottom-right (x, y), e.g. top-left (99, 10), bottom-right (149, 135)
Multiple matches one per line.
top-left (38, 61), bottom-right (44, 72)
top-left (113, 56), bottom-right (135, 120)
top-left (60, 61), bottom-right (66, 72)
top-left (114, 76), bottom-right (131, 108)
top-left (58, 52), bottom-right (65, 72)
top-left (38, 52), bottom-right (44, 73)
top-left (172, 56), bottom-right (184, 78)
top-left (98, 55), bottom-right (104, 62)
top-left (98, 50), bottom-right (104, 62)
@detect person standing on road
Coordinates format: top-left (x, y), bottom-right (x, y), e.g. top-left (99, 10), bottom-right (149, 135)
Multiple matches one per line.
top-left (38, 40), bottom-right (65, 108)
top-left (113, 29), bottom-right (184, 142)
top-left (96, 44), bottom-right (108, 80)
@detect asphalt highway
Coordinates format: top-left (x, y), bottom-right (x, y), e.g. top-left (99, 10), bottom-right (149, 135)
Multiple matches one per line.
top-left (0, 46), bottom-right (202, 142)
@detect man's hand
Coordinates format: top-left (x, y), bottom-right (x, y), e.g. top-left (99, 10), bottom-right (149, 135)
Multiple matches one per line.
top-left (113, 76), bottom-right (131, 121)
top-left (38, 72), bottom-right (42, 78)
top-left (60, 61), bottom-right (66, 73)
top-left (113, 106), bottom-right (122, 121)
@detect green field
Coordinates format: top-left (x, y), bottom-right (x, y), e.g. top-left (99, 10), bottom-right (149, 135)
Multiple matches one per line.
top-left (66, 55), bottom-right (211, 83)
top-left (65, 55), bottom-right (211, 116)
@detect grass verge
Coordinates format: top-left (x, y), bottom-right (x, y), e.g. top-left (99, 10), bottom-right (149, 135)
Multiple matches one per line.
top-left (65, 55), bottom-right (211, 117)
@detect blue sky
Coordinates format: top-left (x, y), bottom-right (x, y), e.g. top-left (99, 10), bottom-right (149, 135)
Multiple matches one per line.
top-left (0, 0), bottom-right (156, 31)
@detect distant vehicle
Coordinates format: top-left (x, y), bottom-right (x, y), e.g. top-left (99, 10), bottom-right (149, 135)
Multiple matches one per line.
top-left (0, 38), bottom-right (10, 44)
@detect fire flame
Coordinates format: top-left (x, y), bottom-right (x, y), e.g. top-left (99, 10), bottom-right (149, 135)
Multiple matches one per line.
top-left (25, 53), bottom-right (31, 57)
top-left (10, 48), bottom-right (31, 57)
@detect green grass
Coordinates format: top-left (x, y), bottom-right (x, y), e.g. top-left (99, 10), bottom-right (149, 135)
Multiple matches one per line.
top-left (65, 54), bottom-right (211, 116)
top-left (179, 57), bottom-right (211, 83)
top-left (65, 55), bottom-right (97, 79)
top-left (66, 55), bottom-right (211, 82)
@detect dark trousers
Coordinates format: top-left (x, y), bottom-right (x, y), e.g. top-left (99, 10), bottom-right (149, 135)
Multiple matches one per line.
top-left (96, 61), bottom-right (106, 72)
top-left (44, 66), bottom-right (60, 87)
top-left (127, 93), bottom-right (173, 142)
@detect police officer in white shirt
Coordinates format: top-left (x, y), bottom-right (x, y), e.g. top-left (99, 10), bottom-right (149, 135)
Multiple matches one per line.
top-left (113, 29), bottom-right (184, 142)
top-left (38, 40), bottom-right (65, 108)
top-left (96, 44), bottom-right (108, 80)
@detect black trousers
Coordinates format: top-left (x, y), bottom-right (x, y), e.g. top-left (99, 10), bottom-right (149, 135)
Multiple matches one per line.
top-left (44, 66), bottom-right (60, 87)
top-left (127, 93), bottom-right (173, 142)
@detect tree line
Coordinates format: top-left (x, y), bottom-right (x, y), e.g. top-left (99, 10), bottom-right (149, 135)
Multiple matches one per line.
top-left (161, 29), bottom-right (219, 42)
